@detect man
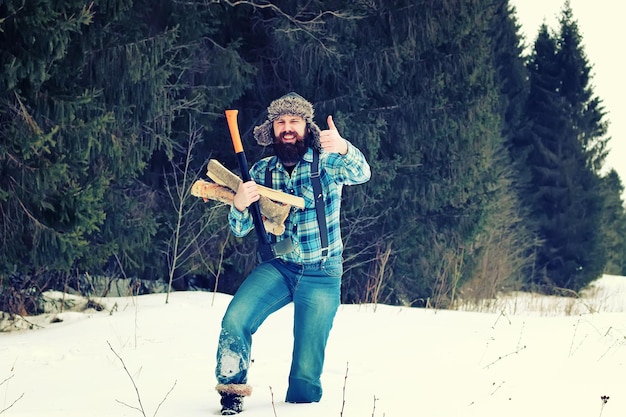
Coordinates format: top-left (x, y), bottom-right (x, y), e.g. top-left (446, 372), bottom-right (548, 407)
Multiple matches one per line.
top-left (215, 93), bottom-right (371, 415)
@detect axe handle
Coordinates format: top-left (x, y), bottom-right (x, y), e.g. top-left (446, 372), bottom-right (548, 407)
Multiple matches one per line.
top-left (225, 110), bottom-right (273, 254)
top-left (226, 109), bottom-right (245, 154)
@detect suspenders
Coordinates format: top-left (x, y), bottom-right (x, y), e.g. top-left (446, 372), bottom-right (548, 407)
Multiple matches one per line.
top-left (310, 151), bottom-right (329, 258)
top-left (265, 151), bottom-right (329, 259)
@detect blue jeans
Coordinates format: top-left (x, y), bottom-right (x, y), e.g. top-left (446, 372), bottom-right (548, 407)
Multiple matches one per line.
top-left (215, 256), bottom-right (342, 403)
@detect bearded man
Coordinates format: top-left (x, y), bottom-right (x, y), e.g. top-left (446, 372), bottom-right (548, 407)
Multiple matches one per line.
top-left (214, 93), bottom-right (370, 415)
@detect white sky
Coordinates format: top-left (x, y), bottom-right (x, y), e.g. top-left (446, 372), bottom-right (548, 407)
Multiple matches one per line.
top-left (511, 0), bottom-right (626, 199)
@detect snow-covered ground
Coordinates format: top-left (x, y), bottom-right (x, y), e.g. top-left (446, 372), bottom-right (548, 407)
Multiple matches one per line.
top-left (1, 275), bottom-right (625, 417)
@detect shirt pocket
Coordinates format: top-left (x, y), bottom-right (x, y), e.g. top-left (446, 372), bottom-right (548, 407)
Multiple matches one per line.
top-left (299, 183), bottom-right (317, 209)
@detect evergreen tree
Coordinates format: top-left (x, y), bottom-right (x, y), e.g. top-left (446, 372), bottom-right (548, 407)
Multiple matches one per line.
top-left (125, 0), bottom-right (255, 288)
top-left (0, 0), bottom-right (255, 311)
top-left (341, 0), bottom-right (518, 306)
top-left (462, 0), bottom-right (540, 299)
top-left (211, 0), bottom-right (533, 306)
top-left (521, 3), bottom-right (610, 292)
top-left (599, 170), bottom-right (626, 275)
top-left (8, 0), bottom-right (618, 310)
top-left (0, 2), bottom-right (105, 284)
top-left (197, 0), bottom-right (371, 291)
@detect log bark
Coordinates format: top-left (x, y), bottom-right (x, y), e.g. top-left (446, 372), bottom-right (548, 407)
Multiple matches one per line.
top-left (191, 179), bottom-right (291, 235)
top-left (207, 159), bottom-right (305, 209)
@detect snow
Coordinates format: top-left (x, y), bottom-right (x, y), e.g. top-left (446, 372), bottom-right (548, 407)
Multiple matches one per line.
top-left (1, 275), bottom-right (625, 417)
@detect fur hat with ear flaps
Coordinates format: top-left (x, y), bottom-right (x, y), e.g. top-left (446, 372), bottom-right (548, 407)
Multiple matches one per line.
top-left (253, 92), bottom-right (322, 152)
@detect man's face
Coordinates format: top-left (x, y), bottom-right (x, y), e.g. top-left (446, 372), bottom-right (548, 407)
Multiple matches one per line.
top-left (273, 114), bottom-right (307, 144)
top-left (272, 114), bottom-right (308, 167)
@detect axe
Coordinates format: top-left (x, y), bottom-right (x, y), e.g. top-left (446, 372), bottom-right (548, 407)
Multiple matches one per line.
top-left (225, 109), bottom-right (294, 262)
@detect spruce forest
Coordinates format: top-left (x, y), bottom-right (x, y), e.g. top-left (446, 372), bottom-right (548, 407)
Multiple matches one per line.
top-left (1, 0), bottom-right (625, 315)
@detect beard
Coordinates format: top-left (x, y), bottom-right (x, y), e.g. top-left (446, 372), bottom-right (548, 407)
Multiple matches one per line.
top-left (273, 131), bottom-right (308, 167)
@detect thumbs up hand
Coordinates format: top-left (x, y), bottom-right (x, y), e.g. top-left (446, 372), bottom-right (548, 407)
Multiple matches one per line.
top-left (319, 115), bottom-right (348, 155)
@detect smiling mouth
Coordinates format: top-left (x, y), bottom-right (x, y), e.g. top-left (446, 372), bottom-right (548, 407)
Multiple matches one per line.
top-left (280, 132), bottom-right (297, 142)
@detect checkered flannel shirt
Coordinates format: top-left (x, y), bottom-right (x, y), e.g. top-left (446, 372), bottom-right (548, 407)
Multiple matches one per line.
top-left (228, 142), bottom-right (370, 264)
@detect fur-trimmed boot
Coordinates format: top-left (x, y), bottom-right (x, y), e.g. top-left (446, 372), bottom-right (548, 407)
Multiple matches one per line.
top-left (216, 384), bottom-right (252, 415)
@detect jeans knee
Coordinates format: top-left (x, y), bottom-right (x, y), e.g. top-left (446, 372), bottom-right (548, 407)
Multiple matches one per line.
top-left (216, 329), bottom-right (249, 384)
top-left (221, 311), bottom-right (241, 333)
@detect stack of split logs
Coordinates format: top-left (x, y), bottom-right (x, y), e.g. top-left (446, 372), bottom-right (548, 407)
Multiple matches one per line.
top-left (191, 160), bottom-right (305, 235)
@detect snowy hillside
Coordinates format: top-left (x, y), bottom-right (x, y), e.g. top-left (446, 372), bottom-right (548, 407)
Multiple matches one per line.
top-left (1, 275), bottom-right (625, 417)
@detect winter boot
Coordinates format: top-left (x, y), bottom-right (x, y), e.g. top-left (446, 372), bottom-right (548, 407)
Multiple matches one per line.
top-left (216, 384), bottom-right (252, 415)
top-left (220, 394), bottom-right (243, 415)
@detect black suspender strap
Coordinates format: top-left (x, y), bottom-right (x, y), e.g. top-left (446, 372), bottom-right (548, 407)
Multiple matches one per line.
top-left (265, 154), bottom-right (329, 259)
top-left (264, 159), bottom-right (273, 190)
top-left (264, 160), bottom-right (275, 244)
top-left (311, 151), bottom-right (329, 258)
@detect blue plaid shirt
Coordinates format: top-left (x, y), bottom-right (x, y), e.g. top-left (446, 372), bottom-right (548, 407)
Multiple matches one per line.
top-left (228, 142), bottom-right (370, 264)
